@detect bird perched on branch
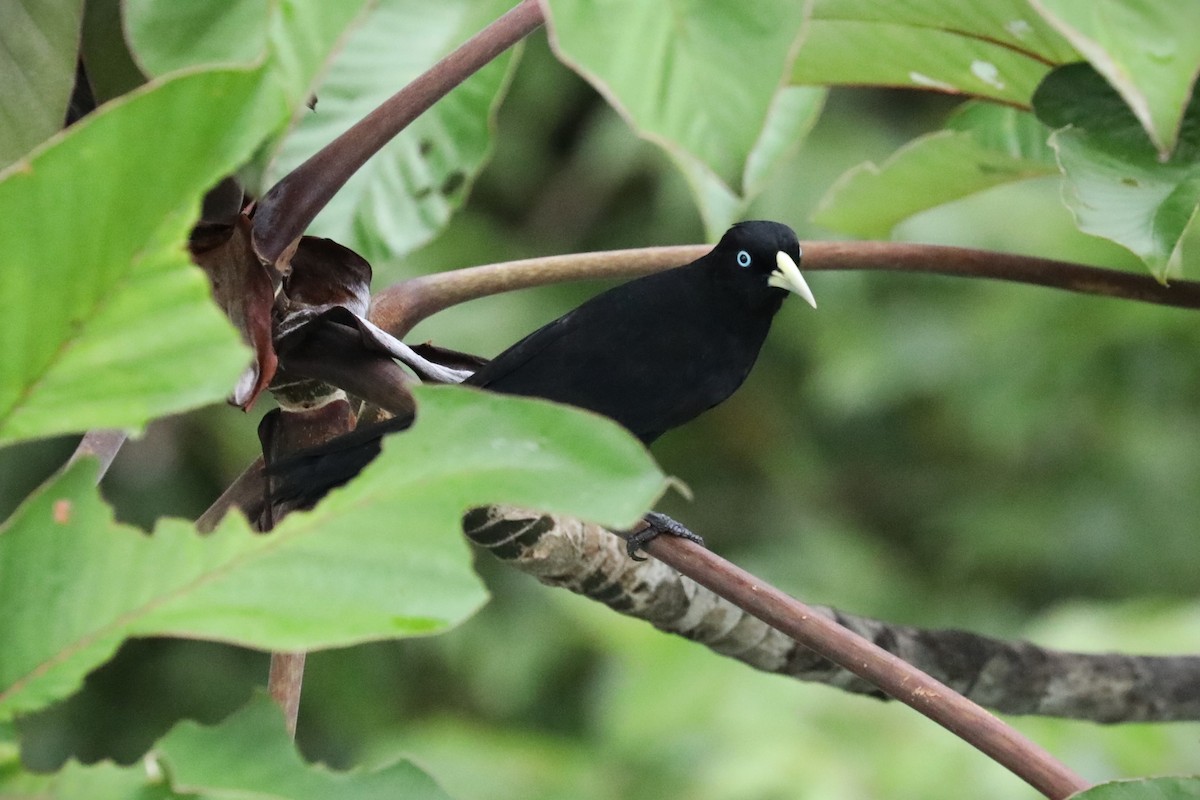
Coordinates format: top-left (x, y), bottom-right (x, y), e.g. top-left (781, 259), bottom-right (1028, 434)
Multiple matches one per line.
top-left (269, 220), bottom-right (816, 555)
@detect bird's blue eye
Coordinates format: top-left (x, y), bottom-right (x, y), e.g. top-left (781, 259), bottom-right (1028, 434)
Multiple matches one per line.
top-left (736, 250), bottom-right (752, 267)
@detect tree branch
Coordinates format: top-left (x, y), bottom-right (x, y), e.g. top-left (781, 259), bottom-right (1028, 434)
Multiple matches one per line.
top-left (370, 241), bottom-right (1200, 337)
top-left (252, 0), bottom-right (546, 267)
top-left (466, 507), bottom-right (1200, 779)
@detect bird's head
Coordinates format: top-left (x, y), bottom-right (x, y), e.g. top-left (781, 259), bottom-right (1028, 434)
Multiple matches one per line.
top-left (711, 221), bottom-right (816, 311)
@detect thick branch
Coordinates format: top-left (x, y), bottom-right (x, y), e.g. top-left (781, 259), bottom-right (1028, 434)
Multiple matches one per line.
top-left (465, 506), bottom-right (1200, 725)
top-left (464, 508), bottom-right (1200, 710)
top-left (370, 242), bottom-right (1200, 337)
top-left (252, 0), bottom-right (545, 267)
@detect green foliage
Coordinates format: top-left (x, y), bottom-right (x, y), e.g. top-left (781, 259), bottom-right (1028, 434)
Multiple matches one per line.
top-left (124, 0), bottom-right (372, 107)
top-left (2, 693), bottom-right (453, 799)
top-left (1031, 0), bottom-right (1200, 157)
top-left (0, 386), bottom-right (664, 720)
top-left (3, 0), bottom-right (1200, 798)
top-left (265, 0), bottom-right (519, 263)
top-left (0, 0), bottom-right (86, 169)
top-left (1074, 777), bottom-right (1200, 800)
top-left (793, 0), bottom-right (1077, 104)
top-left (801, 1), bottom-right (1200, 277)
top-left (1035, 63), bottom-right (1200, 279)
top-left (544, 0), bottom-right (807, 193)
top-left (814, 103), bottom-right (1058, 237)
top-left (0, 69), bottom-right (265, 445)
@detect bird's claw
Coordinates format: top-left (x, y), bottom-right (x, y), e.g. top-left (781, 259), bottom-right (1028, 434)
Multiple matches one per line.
top-left (623, 512), bottom-right (705, 560)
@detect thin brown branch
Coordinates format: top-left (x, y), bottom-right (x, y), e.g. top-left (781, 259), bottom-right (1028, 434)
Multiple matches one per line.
top-left (369, 241), bottom-right (1200, 338)
top-left (268, 652), bottom-right (307, 737)
top-left (464, 507), bottom-right (1094, 800)
top-left (252, 0), bottom-right (546, 267)
top-left (641, 535), bottom-right (1089, 800)
top-left (195, 458), bottom-right (266, 534)
top-left (808, 240), bottom-right (1200, 306)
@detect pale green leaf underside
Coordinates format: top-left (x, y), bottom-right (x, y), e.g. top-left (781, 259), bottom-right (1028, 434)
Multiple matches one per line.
top-left (794, 0), bottom-right (1077, 105)
top-left (0, 0), bottom-right (86, 169)
top-left (0, 386), bottom-right (666, 721)
top-left (545, 0), bottom-right (807, 193)
top-left (679, 86), bottom-right (826, 239)
top-left (1052, 128), bottom-right (1200, 280)
top-left (124, 0), bottom-right (372, 109)
top-left (267, 0), bottom-right (519, 263)
top-left (815, 106), bottom-right (1057, 237)
top-left (1031, 0), bottom-right (1200, 157)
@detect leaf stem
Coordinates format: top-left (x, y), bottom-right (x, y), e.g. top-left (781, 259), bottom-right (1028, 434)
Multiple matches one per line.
top-left (252, 0), bottom-right (546, 267)
top-left (67, 429), bottom-right (128, 482)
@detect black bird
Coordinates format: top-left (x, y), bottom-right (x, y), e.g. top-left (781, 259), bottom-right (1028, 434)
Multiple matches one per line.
top-left (269, 220), bottom-right (816, 553)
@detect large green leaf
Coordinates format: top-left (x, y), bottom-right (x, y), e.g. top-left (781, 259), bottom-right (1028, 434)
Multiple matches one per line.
top-left (814, 104), bottom-right (1058, 237)
top-left (0, 0), bottom-right (86, 168)
top-left (544, 0), bottom-right (807, 193)
top-left (1035, 63), bottom-right (1200, 278)
top-left (793, 0), bottom-right (1077, 106)
top-left (0, 694), bottom-right (452, 799)
top-left (0, 386), bottom-right (667, 721)
top-left (677, 86), bottom-right (826, 238)
top-left (0, 68), bottom-right (281, 445)
top-left (1030, 0), bottom-right (1200, 158)
top-left (265, 0), bottom-right (519, 263)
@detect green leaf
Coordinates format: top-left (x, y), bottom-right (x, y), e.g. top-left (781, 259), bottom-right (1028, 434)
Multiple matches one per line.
top-left (1071, 777), bottom-right (1200, 800)
top-left (0, 386), bottom-right (666, 720)
top-left (0, 759), bottom-right (179, 800)
top-left (0, 68), bottom-right (282, 446)
top-left (124, 0), bottom-right (268, 74)
top-left (677, 86), bottom-right (826, 238)
top-left (814, 104), bottom-right (1058, 237)
top-left (544, 0), bottom-right (807, 193)
top-left (124, 0), bottom-right (372, 108)
top-left (1030, 0), bottom-right (1200, 158)
top-left (793, 0), bottom-right (1077, 106)
top-left (80, 0), bottom-right (147, 103)
top-left (0, 694), bottom-right (450, 799)
top-left (158, 694), bottom-right (453, 799)
top-left (1035, 63), bottom-right (1200, 278)
top-left (0, 0), bottom-right (86, 168)
top-left (265, 0), bottom-right (519, 263)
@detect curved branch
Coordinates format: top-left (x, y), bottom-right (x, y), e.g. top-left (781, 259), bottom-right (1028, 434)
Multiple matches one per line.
top-left (369, 241), bottom-right (1200, 337)
top-left (370, 246), bottom-right (705, 336)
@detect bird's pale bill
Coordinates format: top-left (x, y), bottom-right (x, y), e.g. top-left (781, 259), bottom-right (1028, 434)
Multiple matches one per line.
top-left (768, 249), bottom-right (817, 309)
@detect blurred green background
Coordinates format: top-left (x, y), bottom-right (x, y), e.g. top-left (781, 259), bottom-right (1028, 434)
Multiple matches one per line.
top-left (6, 33), bottom-right (1199, 799)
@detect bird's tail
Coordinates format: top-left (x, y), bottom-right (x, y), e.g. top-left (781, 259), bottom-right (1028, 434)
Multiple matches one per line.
top-left (264, 415), bottom-right (412, 513)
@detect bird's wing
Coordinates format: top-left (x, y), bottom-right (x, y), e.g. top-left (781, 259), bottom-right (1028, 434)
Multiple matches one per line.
top-left (463, 307), bottom-right (583, 389)
top-left (464, 268), bottom-right (685, 391)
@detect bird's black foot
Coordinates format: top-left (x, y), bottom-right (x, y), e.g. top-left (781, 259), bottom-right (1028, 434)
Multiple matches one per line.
top-left (623, 512), bottom-right (705, 560)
